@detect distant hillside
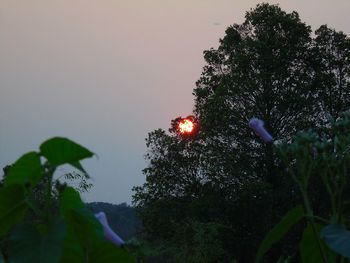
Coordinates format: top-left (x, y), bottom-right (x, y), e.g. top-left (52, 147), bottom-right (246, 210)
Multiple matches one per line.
top-left (87, 202), bottom-right (142, 240)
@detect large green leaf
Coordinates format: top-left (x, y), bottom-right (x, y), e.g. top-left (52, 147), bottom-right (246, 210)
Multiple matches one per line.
top-left (321, 224), bottom-right (350, 259)
top-left (64, 207), bottom-right (104, 247)
top-left (58, 187), bottom-right (94, 262)
top-left (39, 137), bottom-right (93, 173)
top-left (59, 187), bottom-right (85, 216)
top-left (59, 186), bottom-right (103, 252)
top-left (5, 152), bottom-right (43, 188)
top-left (0, 185), bottom-right (28, 237)
top-left (9, 219), bottom-right (66, 263)
top-left (255, 206), bottom-right (304, 263)
top-left (300, 223), bottom-right (335, 263)
top-left (59, 225), bottom-right (85, 263)
top-left (58, 187), bottom-right (88, 262)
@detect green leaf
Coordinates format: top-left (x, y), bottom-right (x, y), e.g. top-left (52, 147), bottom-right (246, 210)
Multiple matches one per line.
top-left (5, 152), bottom-right (43, 188)
top-left (59, 188), bottom-right (97, 262)
top-left (255, 205), bottom-right (304, 263)
top-left (9, 218), bottom-right (66, 263)
top-left (64, 208), bottom-right (104, 247)
top-left (300, 223), bottom-right (333, 263)
top-left (0, 185), bottom-right (28, 237)
top-left (68, 161), bottom-right (88, 175)
top-left (321, 224), bottom-right (350, 259)
top-left (59, 225), bottom-right (85, 263)
top-left (300, 224), bottom-right (322, 263)
top-left (40, 137), bottom-right (93, 172)
top-left (59, 187), bottom-right (85, 216)
top-left (58, 188), bottom-right (97, 260)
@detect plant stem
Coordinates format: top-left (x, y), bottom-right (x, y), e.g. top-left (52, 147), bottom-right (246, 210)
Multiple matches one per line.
top-left (281, 150), bottom-right (330, 263)
top-left (301, 189), bottom-right (329, 263)
top-left (320, 170), bottom-right (336, 215)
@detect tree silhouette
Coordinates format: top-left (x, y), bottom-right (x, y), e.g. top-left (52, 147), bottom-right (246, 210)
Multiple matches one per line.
top-left (133, 4), bottom-right (350, 262)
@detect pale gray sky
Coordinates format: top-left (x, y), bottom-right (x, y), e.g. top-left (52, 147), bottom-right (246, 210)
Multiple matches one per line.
top-left (1, 0), bottom-right (349, 204)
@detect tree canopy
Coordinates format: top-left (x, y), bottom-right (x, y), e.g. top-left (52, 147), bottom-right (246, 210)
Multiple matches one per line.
top-left (133, 3), bottom-right (350, 263)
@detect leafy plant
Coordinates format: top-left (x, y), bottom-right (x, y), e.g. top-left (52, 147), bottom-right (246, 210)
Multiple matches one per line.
top-left (254, 112), bottom-right (350, 263)
top-left (0, 137), bottom-right (135, 263)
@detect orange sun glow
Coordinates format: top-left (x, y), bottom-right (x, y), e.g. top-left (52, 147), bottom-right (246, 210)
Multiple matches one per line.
top-left (178, 119), bottom-right (194, 134)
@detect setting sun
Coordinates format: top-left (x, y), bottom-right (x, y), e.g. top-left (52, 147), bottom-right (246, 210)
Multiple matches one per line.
top-left (178, 118), bottom-right (195, 134)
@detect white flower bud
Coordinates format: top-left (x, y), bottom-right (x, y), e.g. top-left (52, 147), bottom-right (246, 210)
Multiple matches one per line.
top-left (95, 211), bottom-right (125, 247)
top-left (249, 118), bottom-right (273, 143)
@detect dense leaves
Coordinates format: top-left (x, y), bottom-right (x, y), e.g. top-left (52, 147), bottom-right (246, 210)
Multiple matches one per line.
top-left (89, 240), bottom-right (136, 263)
top-left (133, 3), bottom-right (350, 263)
top-left (0, 185), bottom-right (27, 237)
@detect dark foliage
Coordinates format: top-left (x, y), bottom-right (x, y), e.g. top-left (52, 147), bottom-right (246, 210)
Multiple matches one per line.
top-left (133, 3), bottom-right (350, 263)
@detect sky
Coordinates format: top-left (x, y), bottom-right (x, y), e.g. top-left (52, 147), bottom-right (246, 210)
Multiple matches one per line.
top-left (1, 0), bottom-right (349, 204)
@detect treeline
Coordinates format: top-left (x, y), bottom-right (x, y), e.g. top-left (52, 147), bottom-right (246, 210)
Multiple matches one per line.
top-left (132, 3), bottom-right (350, 263)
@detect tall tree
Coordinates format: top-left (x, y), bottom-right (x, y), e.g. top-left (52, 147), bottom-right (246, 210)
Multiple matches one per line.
top-left (313, 25), bottom-right (350, 121)
top-left (194, 3), bottom-right (315, 189)
top-left (133, 4), bottom-right (350, 263)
